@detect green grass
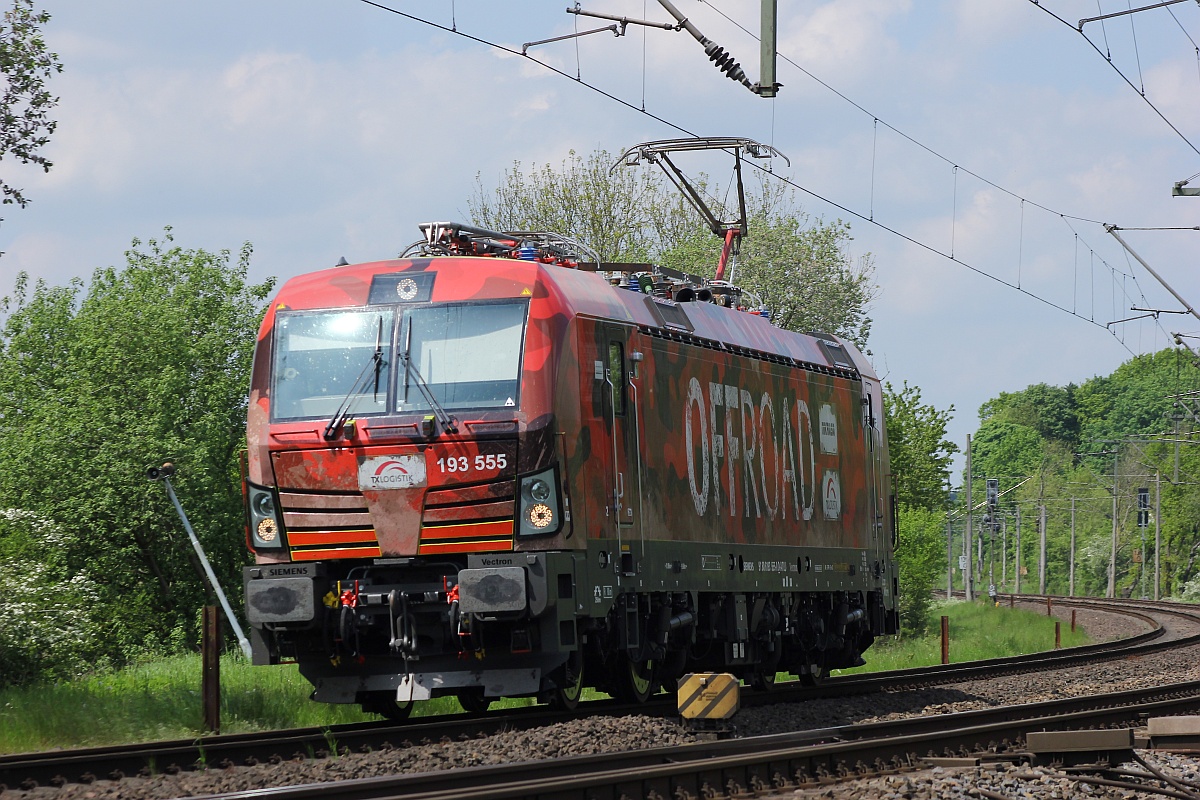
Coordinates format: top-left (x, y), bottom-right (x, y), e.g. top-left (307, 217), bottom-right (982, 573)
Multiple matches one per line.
top-left (835, 597), bottom-right (1091, 675)
top-left (0, 598), bottom-right (1089, 755)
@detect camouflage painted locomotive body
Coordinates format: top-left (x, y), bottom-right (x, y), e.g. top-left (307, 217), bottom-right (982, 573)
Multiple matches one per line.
top-left (243, 247), bottom-right (898, 712)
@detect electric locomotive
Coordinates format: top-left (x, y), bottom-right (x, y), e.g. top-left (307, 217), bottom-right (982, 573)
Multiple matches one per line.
top-left (243, 210), bottom-right (898, 718)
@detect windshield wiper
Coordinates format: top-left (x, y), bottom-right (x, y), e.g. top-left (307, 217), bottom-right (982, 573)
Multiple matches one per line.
top-left (323, 318), bottom-right (385, 441)
top-left (399, 316), bottom-right (459, 434)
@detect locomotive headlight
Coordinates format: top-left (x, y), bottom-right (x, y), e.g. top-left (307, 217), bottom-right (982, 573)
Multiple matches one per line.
top-left (518, 468), bottom-right (562, 537)
top-left (248, 483), bottom-right (286, 550)
top-left (528, 479), bottom-right (551, 502)
top-left (253, 491), bottom-right (275, 518)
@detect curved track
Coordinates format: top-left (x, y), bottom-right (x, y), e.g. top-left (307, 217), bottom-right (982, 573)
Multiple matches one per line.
top-left (181, 681), bottom-right (1200, 800)
top-left (1, 594), bottom-right (1194, 794)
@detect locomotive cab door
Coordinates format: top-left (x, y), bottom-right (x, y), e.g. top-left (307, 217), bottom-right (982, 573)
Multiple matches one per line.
top-left (861, 378), bottom-right (884, 551)
top-left (601, 324), bottom-right (642, 576)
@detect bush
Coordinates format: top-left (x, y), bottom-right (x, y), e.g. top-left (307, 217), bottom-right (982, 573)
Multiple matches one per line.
top-left (895, 506), bottom-right (947, 635)
top-left (0, 510), bottom-right (106, 687)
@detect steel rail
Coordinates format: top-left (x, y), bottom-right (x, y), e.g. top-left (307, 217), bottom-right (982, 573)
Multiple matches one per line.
top-left (189, 680), bottom-right (1200, 800)
top-left (0, 594), bottom-right (1188, 791)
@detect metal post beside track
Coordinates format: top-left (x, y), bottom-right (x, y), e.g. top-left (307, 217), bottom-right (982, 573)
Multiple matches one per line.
top-left (147, 462), bottom-right (252, 658)
top-left (203, 605), bottom-right (220, 734)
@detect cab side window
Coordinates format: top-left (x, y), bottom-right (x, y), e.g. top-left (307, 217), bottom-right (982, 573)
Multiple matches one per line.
top-left (608, 342), bottom-right (625, 416)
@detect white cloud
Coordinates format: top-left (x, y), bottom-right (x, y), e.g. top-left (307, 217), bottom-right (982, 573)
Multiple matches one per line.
top-left (778, 0), bottom-right (910, 84)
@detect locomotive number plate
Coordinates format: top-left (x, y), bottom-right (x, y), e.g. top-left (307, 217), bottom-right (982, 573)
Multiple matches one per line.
top-left (358, 455), bottom-right (427, 490)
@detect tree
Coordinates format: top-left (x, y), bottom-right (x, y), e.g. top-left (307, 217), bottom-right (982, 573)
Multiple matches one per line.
top-left (0, 510), bottom-right (104, 686)
top-left (469, 147), bottom-right (877, 348)
top-left (470, 149), bottom-right (668, 264)
top-left (893, 506), bottom-right (948, 634)
top-left (0, 0), bottom-right (61, 219)
top-left (978, 383), bottom-right (1078, 446)
top-left (715, 180), bottom-right (876, 349)
top-left (884, 381), bottom-right (958, 512)
top-left (882, 382), bottom-right (957, 633)
top-left (964, 348), bottom-right (1200, 600)
top-left (970, 419), bottom-right (1044, 481)
top-left (0, 231), bottom-right (273, 668)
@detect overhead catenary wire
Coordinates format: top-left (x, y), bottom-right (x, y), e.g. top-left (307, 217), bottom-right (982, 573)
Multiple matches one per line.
top-left (697, 0), bottom-right (1110, 227)
top-left (357, 0), bottom-right (1173, 356)
top-left (1026, 0), bottom-right (1200, 159)
top-left (691, 0), bottom-right (1167, 347)
top-left (1127, 0), bottom-right (1147, 95)
top-left (1164, 4), bottom-right (1200, 93)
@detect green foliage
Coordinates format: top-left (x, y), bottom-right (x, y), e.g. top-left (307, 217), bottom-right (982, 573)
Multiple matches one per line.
top-left (470, 150), bottom-right (670, 263)
top-left (0, 509), bottom-right (105, 685)
top-left (979, 383), bottom-right (1078, 445)
top-left (731, 183), bottom-right (876, 350)
top-left (469, 148), bottom-right (877, 347)
top-left (0, 0), bottom-right (62, 218)
top-left (971, 419), bottom-right (1045, 480)
top-left (880, 384), bottom-right (957, 633)
top-left (0, 231), bottom-right (273, 681)
top-left (966, 346), bottom-right (1200, 600)
top-left (894, 506), bottom-right (948, 634)
top-left (883, 381), bottom-right (958, 511)
top-left (1076, 349), bottom-right (1191, 442)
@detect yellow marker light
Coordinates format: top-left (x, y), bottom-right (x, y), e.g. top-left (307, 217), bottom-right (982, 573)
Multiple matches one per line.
top-left (527, 503), bottom-right (553, 529)
top-left (257, 518), bottom-right (278, 542)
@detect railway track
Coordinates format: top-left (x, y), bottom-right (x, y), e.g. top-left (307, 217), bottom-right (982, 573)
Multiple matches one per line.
top-left (184, 679), bottom-right (1200, 799)
top-left (1, 594), bottom-right (1194, 795)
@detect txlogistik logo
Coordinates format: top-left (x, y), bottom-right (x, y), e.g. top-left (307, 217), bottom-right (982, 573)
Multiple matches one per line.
top-left (369, 460), bottom-right (413, 487)
top-left (358, 455), bottom-right (426, 490)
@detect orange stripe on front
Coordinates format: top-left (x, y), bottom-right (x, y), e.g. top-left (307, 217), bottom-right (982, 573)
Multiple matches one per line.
top-left (419, 519), bottom-right (513, 541)
top-left (291, 546), bottom-right (382, 561)
top-left (287, 529), bottom-right (378, 546)
top-left (417, 539), bottom-right (514, 555)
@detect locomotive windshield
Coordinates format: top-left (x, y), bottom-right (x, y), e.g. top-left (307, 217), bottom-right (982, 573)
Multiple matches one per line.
top-left (270, 300), bottom-right (527, 422)
top-left (272, 309), bottom-right (395, 421)
top-left (399, 301), bottom-right (526, 413)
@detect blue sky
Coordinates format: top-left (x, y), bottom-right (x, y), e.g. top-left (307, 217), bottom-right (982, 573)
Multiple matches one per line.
top-left (3, 1), bottom-right (1199, 469)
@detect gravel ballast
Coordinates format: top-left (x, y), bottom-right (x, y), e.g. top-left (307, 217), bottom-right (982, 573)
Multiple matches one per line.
top-left (7, 601), bottom-right (1197, 800)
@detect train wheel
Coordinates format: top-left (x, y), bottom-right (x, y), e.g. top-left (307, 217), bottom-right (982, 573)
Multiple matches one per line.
top-left (750, 669), bottom-right (777, 691)
top-left (549, 650), bottom-right (585, 711)
top-left (751, 642), bottom-right (782, 691)
top-left (456, 689), bottom-right (492, 713)
top-left (614, 655), bottom-right (656, 704)
top-left (797, 656), bottom-right (827, 686)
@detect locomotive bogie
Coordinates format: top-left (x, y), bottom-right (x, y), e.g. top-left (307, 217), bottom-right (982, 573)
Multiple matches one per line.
top-left (242, 533), bottom-right (892, 704)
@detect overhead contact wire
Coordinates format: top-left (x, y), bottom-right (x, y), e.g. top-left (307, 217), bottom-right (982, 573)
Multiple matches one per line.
top-left (1026, 0), bottom-right (1200, 158)
top-left (360, 0), bottom-right (1137, 350)
top-left (1127, 1), bottom-right (1147, 95)
top-left (697, 0), bottom-right (1108, 225)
